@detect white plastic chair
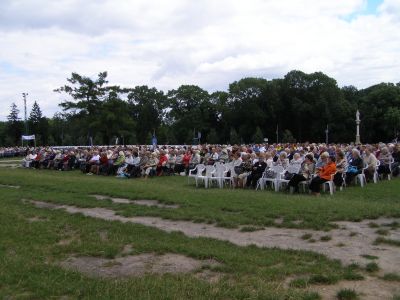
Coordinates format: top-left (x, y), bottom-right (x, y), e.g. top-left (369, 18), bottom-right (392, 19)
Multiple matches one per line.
top-left (373, 160), bottom-right (380, 183)
top-left (256, 165), bottom-right (284, 191)
top-left (355, 163), bottom-right (368, 188)
top-left (322, 173), bottom-right (336, 196)
top-left (208, 163), bottom-right (230, 188)
top-left (196, 165), bottom-right (215, 188)
top-left (276, 164), bottom-right (301, 191)
top-left (188, 164), bottom-right (205, 184)
top-left (388, 157), bottom-right (395, 180)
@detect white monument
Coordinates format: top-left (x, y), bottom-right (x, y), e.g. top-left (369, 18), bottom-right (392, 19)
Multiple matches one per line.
top-left (355, 110), bottom-right (361, 144)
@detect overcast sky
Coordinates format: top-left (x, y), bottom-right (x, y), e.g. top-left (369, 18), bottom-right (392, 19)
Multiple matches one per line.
top-left (0, 0), bottom-right (399, 120)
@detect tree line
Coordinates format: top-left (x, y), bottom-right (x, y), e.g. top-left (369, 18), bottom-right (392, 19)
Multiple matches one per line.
top-left (1, 70), bottom-right (399, 146)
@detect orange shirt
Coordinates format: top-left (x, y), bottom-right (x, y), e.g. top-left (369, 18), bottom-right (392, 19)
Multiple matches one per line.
top-left (319, 162), bottom-right (336, 181)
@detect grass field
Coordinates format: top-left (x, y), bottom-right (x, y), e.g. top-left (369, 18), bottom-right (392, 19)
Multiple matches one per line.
top-left (0, 166), bottom-right (399, 299)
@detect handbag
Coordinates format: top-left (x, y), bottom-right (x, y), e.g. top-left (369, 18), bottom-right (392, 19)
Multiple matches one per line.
top-left (265, 169), bottom-right (276, 178)
top-left (347, 165), bottom-right (358, 174)
top-left (234, 165), bottom-right (244, 175)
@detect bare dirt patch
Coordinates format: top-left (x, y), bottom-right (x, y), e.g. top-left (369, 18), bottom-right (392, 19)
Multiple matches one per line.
top-left (29, 200), bottom-right (400, 275)
top-left (27, 216), bottom-right (47, 222)
top-left (60, 253), bottom-right (221, 280)
top-left (0, 184), bottom-right (20, 189)
top-left (91, 194), bottom-right (179, 209)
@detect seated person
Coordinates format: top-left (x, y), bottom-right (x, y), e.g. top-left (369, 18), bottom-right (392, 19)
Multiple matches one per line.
top-left (288, 154), bottom-right (315, 193)
top-left (156, 150), bottom-right (168, 176)
top-left (345, 149), bottom-right (364, 185)
top-left (377, 147), bottom-right (392, 178)
top-left (127, 151), bottom-right (141, 178)
top-left (86, 151), bottom-right (100, 175)
top-left (246, 153), bottom-right (267, 189)
top-left (231, 151), bottom-right (243, 188)
top-left (309, 155), bottom-right (336, 196)
top-left (363, 146), bottom-right (378, 182)
top-left (273, 151), bottom-right (289, 169)
top-left (144, 152), bottom-right (159, 179)
top-left (174, 149), bottom-right (185, 174)
top-left (333, 150), bottom-right (347, 188)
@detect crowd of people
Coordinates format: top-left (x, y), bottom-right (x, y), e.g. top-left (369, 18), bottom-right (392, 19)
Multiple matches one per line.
top-left (0, 147), bottom-right (27, 158)
top-left (3, 142), bottom-right (399, 195)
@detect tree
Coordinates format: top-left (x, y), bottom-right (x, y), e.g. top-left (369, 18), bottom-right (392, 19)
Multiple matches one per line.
top-left (230, 128), bottom-right (240, 145)
top-left (207, 128), bottom-right (219, 144)
top-left (282, 129), bottom-right (296, 143)
top-left (29, 101), bottom-right (49, 145)
top-left (55, 72), bottom-right (110, 141)
top-left (7, 103), bottom-right (23, 145)
top-left (127, 86), bottom-right (166, 144)
top-left (252, 127), bottom-right (264, 143)
top-left (167, 85), bottom-right (215, 143)
top-left (29, 101), bottom-right (42, 123)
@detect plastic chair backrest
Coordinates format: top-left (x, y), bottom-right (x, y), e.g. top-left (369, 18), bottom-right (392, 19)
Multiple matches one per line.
top-left (204, 165), bottom-right (215, 176)
top-left (272, 165), bottom-right (284, 178)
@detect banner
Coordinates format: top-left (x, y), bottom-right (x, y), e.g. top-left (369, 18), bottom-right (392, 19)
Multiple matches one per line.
top-left (21, 135), bottom-right (35, 141)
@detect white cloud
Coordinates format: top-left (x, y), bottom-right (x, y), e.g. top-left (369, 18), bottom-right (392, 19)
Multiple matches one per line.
top-left (0, 0), bottom-right (399, 120)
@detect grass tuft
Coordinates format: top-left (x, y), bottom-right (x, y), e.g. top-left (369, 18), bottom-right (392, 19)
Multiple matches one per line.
top-left (239, 226), bottom-right (264, 232)
top-left (289, 278), bottom-right (309, 288)
top-left (375, 229), bottom-right (389, 236)
top-left (374, 237), bottom-right (400, 247)
top-left (309, 274), bottom-right (338, 285)
top-left (365, 262), bottom-right (379, 273)
top-left (302, 292), bottom-right (321, 300)
top-left (320, 235), bottom-right (332, 242)
top-left (368, 222), bottom-right (380, 228)
top-left (336, 289), bottom-right (358, 300)
top-left (360, 254), bottom-right (378, 260)
top-left (301, 233), bottom-right (312, 240)
top-left (382, 273), bottom-right (400, 281)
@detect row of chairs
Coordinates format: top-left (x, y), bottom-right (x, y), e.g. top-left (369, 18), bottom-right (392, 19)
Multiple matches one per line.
top-left (188, 159), bottom-right (394, 196)
top-left (188, 163), bottom-right (234, 188)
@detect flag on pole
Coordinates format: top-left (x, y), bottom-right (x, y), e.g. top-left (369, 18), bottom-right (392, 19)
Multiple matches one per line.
top-left (152, 132), bottom-right (157, 148)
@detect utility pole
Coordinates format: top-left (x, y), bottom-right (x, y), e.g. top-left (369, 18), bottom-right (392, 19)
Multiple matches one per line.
top-left (22, 92), bottom-right (28, 134)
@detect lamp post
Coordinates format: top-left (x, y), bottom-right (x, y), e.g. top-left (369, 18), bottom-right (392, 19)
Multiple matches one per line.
top-left (355, 110), bottom-right (361, 144)
top-left (22, 92), bottom-right (28, 134)
top-left (325, 125), bottom-right (329, 145)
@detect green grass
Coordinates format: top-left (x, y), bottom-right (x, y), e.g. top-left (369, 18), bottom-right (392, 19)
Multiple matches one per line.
top-left (0, 167), bottom-right (398, 299)
top-left (0, 168), bottom-right (399, 231)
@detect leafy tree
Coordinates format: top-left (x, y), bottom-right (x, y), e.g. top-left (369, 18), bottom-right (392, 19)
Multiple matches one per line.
top-left (167, 85), bottom-right (215, 143)
top-left (127, 86), bottom-right (166, 144)
top-left (55, 72), bottom-right (110, 140)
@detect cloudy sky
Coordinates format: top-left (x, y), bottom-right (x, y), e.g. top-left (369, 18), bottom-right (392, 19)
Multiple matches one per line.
top-left (0, 0), bottom-right (399, 120)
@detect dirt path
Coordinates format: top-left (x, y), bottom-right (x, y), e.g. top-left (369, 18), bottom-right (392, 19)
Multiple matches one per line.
top-left (28, 200), bottom-right (400, 274)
